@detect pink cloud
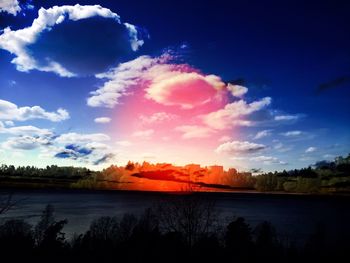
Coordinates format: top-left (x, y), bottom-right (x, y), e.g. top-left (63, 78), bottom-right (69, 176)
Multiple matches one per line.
top-left (202, 97), bottom-right (271, 130)
top-left (88, 52), bottom-right (274, 168)
top-left (145, 68), bottom-right (226, 109)
top-left (175, 125), bottom-right (214, 139)
top-left (139, 112), bottom-right (177, 124)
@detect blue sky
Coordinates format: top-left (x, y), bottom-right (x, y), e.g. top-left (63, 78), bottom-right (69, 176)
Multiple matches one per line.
top-left (0, 0), bottom-right (349, 172)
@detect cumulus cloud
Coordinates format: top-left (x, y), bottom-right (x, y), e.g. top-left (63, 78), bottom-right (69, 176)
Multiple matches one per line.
top-left (0, 123), bottom-right (55, 150)
top-left (88, 53), bottom-right (227, 109)
top-left (88, 55), bottom-right (159, 108)
top-left (54, 143), bottom-right (116, 165)
top-left (0, 4), bottom-right (144, 77)
top-left (0, 124), bottom-right (116, 165)
top-left (175, 125), bottom-right (214, 139)
top-left (203, 97), bottom-right (271, 130)
top-left (0, 0), bottom-right (21, 16)
top-left (139, 112), bottom-right (177, 124)
top-left (215, 140), bottom-right (266, 155)
top-left (53, 132), bottom-right (116, 164)
top-left (227, 84), bottom-right (248, 97)
top-left (0, 123), bottom-right (53, 136)
top-left (0, 99), bottom-right (69, 122)
top-left (145, 69), bottom-right (226, 109)
top-left (2, 135), bottom-right (52, 150)
top-left (254, 129), bottom-right (272, 140)
top-left (94, 117), bottom-right (111, 124)
top-left (305, 146), bottom-right (317, 153)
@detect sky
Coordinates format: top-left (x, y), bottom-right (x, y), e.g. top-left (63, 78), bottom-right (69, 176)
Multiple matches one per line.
top-left (0, 0), bottom-right (349, 172)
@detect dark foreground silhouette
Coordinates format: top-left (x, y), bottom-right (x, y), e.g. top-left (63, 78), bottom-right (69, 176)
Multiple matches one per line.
top-left (0, 196), bottom-right (348, 263)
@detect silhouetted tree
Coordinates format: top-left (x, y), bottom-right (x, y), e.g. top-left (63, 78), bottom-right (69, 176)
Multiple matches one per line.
top-left (254, 221), bottom-right (282, 262)
top-left (0, 219), bottom-right (34, 260)
top-left (225, 217), bottom-right (253, 261)
top-left (156, 195), bottom-right (219, 247)
top-left (34, 204), bottom-right (55, 245)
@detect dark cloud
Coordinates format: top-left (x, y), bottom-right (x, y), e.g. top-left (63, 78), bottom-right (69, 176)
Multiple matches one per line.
top-left (93, 153), bottom-right (115, 165)
top-left (29, 17), bottom-right (137, 76)
top-left (226, 78), bottom-right (246, 86)
top-left (54, 142), bottom-right (115, 165)
top-left (55, 144), bottom-right (93, 160)
top-left (317, 75), bottom-right (350, 93)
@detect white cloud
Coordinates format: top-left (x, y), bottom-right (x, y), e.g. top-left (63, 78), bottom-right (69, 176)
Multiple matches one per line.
top-left (88, 55), bottom-right (159, 108)
top-left (51, 132), bottom-right (116, 165)
top-left (305, 146), bottom-right (317, 153)
top-left (0, 99), bottom-right (69, 122)
top-left (281, 130), bottom-right (303, 137)
top-left (124, 22), bottom-right (145, 52)
top-left (132, 129), bottom-right (154, 138)
top-left (254, 129), bottom-right (272, 140)
top-left (215, 140), bottom-right (266, 155)
top-left (203, 97), bottom-right (271, 130)
top-left (230, 156), bottom-right (247, 161)
top-left (175, 125), bottom-right (214, 139)
top-left (227, 84), bottom-right (248, 97)
top-left (274, 142), bottom-right (293, 152)
top-left (0, 123), bottom-right (54, 150)
top-left (94, 117), bottom-right (111, 124)
top-left (4, 120), bottom-right (14, 126)
top-left (323, 154), bottom-right (335, 159)
top-left (274, 115), bottom-right (300, 121)
top-left (0, 4), bottom-right (143, 77)
top-left (250, 155), bottom-right (287, 165)
top-left (2, 135), bottom-right (52, 150)
top-left (0, 124), bottom-right (53, 136)
top-left (0, 0), bottom-right (21, 16)
top-left (140, 112), bottom-right (177, 124)
top-left (0, 128), bottom-right (116, 165)
top-left (55, 132), bottom-right (110, 144)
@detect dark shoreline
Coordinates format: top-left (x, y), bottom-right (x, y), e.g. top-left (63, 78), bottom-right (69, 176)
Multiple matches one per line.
top-left (2, 186), bottom-right (350, 200)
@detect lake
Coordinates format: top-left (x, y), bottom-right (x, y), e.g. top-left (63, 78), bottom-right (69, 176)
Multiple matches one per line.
top-left (1, 189), bottom-right (349, 245)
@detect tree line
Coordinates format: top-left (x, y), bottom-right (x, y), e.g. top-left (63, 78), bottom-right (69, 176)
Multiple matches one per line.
top-left (0, 164), bottom-right (93, 179)
top-left (1, 154), bottom-right (349, 194)
top-left (0, 197), bottom-right (347, 263)
top-left (255, 154), bottom-right (350, 193)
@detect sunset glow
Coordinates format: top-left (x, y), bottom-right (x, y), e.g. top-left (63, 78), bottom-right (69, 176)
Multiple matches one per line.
top-left (0, 1), bottom-right (349, 192)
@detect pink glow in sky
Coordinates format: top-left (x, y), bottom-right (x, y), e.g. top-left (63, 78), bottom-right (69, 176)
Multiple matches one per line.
top-left (102, 54), bottom-right (241, 167)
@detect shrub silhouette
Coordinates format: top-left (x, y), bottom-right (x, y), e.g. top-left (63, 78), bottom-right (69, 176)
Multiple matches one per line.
top-left (225, 217), bottom-right (254, 261)
top-left (34, 204), bottom-right (55, 245)
top-left (0, 202), bottom-right (348, 263)
top-left (0, 219), bottom-right (34, 261)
